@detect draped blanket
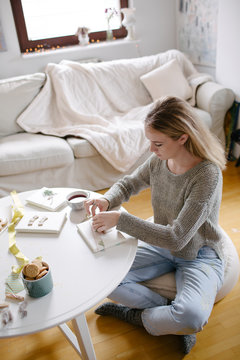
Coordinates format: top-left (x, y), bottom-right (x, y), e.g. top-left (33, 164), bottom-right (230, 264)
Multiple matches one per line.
top-left (17, 50), bottom-right (211, 172)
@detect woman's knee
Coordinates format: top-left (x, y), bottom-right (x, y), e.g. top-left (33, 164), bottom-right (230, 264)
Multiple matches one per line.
top-left (171, 302), bottom-right (209, 333)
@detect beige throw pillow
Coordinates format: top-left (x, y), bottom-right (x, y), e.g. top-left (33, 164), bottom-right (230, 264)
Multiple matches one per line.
top-left (140, 58), bottom-right (192, 101)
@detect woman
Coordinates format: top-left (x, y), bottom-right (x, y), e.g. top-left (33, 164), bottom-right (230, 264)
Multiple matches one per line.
top-left (85, 96), bottom-right (226, 354)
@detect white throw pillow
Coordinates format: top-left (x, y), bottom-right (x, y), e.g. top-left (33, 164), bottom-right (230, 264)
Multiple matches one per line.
top-left (140, 58), bottom-right (192, 101)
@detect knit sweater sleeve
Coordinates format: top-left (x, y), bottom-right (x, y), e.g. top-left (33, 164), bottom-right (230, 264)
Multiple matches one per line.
top-left (116, 164), bottom-right (222, 252)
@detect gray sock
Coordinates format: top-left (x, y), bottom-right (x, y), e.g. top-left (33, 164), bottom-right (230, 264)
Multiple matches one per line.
top-left (180, 334), bottom-right (196, 354)
top-left (95, 303), bottom-right (196, 354)
top-left (95, 302), bottom-right (143, 327)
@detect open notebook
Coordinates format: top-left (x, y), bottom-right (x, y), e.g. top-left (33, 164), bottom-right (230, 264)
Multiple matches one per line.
top-left (77, 219), bottom-right (129, 252)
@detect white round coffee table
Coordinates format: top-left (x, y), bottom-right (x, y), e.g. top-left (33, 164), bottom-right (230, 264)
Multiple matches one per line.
top-left (0, 188), bottom-right (137, 360)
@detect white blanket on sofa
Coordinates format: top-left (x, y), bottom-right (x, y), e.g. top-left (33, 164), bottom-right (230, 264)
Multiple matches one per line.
top-left (17, 50), bottom-right (210, 172)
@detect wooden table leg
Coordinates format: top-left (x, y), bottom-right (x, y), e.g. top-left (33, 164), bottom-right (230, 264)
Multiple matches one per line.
top-left (58, 313), bottom-right (96, 360)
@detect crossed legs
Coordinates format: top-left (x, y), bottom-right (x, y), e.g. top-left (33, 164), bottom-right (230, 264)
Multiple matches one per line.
top-left (95, 242), bottom-right (224, 353)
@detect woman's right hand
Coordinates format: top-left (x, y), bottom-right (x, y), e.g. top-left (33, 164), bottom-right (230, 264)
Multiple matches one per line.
top-left (84, 198), bottom-right (109, 216)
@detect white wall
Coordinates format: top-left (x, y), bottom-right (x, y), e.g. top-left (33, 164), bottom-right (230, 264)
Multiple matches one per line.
top-left (0, 0), bottom-right (176, 79)
top-left (216, 0), bottom-right (240, 157)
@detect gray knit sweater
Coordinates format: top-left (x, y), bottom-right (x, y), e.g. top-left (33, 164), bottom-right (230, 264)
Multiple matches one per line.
top-left (103, 154), bottom-right (224, 260)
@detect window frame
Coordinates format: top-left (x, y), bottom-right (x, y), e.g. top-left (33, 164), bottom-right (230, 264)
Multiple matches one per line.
top-left (10, 0), bottom-right (128, 53)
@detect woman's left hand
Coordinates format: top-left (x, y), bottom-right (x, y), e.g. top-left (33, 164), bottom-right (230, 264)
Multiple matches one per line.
top-left (92, 211), bottom-right (121, 233)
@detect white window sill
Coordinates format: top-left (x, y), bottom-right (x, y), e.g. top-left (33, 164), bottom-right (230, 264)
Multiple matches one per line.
top-left (21, 39), bottom-right (140, 59)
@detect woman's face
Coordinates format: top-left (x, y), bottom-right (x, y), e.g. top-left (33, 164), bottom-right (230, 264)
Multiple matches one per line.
top-left (145, 126), bottom-right (187, 160)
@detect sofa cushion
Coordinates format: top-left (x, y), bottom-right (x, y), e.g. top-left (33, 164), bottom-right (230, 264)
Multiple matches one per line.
top-left (0, 73), bottom-right (46, 138)
top-left (140, 58), bottom-right (192, 101)
top-left (0, 133), bottom-right (74, 176)
top-left (66, 137), bottom-right (98, 158)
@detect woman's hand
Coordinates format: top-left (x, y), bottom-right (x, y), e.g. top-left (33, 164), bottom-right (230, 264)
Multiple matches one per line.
top-left (84, 198), bottom-right (109, 216)
top-left (92, 211), bottom-right (120, 233)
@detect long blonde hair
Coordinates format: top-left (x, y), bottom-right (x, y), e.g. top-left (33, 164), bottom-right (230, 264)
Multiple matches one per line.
top-left (145, 96), bottom-right (226, 170)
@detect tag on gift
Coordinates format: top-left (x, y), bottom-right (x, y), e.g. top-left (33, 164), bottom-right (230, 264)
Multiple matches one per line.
top-left (5, 273), bottom-right (24, 294)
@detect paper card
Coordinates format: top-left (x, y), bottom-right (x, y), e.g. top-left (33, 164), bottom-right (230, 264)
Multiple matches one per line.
top-left (5, 273), bottom-right (24, 294)
top-left (15, 211), bottom-right (67, 234)
top-left (25, 187), bottom-right (66, 211)
top-left (77, 219), bottom-right (128, 252)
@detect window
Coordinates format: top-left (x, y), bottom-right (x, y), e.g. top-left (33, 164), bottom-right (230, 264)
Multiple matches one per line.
top-left (10, 0), bottom-right (128, 53)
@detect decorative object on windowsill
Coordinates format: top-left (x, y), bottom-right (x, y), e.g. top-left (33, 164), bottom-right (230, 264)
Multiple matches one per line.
top-left (75, 27), bottom-right (90, 46)
top-left (24, 44), bottom-right (64, 54)
top-left (106, 28), bottom-right (113, 41)
top-left (121, 8), bottom-right (136, 41)
top-left (105, 7), bottom-right (118, 41)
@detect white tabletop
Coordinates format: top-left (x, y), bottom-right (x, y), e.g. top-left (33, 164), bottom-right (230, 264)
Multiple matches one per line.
top-left (0, 188), bottom-right (137, 338)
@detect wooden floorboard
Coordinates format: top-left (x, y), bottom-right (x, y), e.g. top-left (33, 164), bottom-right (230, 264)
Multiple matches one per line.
top-left (0, 161), bottom-right (239, 359)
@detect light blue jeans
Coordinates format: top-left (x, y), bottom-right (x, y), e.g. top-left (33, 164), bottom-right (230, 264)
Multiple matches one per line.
top-left (109, 241), bottom-right (224, 336)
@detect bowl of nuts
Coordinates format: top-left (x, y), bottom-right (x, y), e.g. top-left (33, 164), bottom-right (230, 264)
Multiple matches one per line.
top-left (21, 258), bottom-right (53, 298)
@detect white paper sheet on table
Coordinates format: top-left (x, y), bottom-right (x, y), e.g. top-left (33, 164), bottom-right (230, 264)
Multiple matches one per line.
top-left (77, 219), bottom-right (129, 252)
top-left (15, 211), bottom-right (67, 234)
top-left (25, 187), bottom-right (67, 211)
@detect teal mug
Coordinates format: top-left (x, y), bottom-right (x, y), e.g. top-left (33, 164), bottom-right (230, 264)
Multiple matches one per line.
top-left (22, 268), bottom-right (53, 298)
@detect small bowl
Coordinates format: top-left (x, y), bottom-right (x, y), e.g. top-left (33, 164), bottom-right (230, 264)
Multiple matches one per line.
top-left (66, 190), bottom-right (90, 210)
top-left (21, 268), bottom-right (53, 298)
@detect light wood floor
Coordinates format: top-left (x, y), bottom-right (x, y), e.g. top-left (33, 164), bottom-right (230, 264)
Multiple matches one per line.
top-left (1, 161), bottom-right (240, 360)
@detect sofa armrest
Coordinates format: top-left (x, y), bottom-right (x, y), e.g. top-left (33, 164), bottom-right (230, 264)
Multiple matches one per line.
top-left (196, 81), bottom-right (235, 143)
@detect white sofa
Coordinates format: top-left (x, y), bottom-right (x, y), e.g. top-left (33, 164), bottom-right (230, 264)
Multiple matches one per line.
top-left (0, 50), bottom-right (235, 198)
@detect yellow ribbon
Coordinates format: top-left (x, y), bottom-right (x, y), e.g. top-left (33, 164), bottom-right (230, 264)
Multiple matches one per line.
top-left (8, 191), bottom-right (29, 274)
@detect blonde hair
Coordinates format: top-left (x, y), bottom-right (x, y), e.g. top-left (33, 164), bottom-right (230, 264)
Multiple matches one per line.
top-left (145, 96), bottom-right (226, 170)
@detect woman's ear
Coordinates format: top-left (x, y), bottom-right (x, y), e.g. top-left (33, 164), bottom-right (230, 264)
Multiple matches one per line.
top-left (179, 134), bottom-right (189, 145)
